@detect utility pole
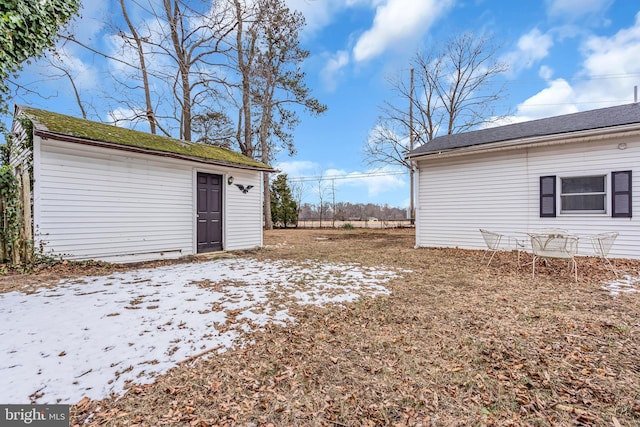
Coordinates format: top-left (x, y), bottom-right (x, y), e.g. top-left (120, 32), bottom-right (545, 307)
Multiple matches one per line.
top-left (331, 177), bottom-right (336, 228)
top-left (409, 67), bottom-right (415, 225)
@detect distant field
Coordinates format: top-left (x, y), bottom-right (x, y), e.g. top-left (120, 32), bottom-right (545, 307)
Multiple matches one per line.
top-left (296, 219), bottom-right (413, 229)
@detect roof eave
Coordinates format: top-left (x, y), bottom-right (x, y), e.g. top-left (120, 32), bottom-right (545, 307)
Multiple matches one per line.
top-left (407, 123), bottom-right (640, 161)
top-left (34, 129), bottom-right (276, 172)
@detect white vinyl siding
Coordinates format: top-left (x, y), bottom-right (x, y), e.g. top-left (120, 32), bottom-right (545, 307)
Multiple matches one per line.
top-left (38, 141), bottom-right (193, 262)
top-left (8, 119), bottom-right (31, 169)
top-left (222, 171), bottom-right (263, 251)
top-left (415, 135), bottom-right (639, 259)
top-left (36, 139), bottom-right (264, 262)
top-left (416, 151), bottom-right (529, 251)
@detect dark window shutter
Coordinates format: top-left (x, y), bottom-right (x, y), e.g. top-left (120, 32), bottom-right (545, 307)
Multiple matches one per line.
top-left (540, 176), bottom-right (556, 217)
top-left (612, 170), bottom-right (632, 217)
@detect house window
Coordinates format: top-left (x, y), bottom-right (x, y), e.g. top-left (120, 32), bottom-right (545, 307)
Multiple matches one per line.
top-left (560, 175), bottom-right (606, 214)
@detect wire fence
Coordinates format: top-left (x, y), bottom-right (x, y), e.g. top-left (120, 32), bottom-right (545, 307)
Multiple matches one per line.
top-left (295, 219), bottom-right (413, 229)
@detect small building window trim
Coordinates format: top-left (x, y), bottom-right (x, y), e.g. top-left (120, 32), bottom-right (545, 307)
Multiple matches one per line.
top-left (558, 174), bottom-right (607, 215)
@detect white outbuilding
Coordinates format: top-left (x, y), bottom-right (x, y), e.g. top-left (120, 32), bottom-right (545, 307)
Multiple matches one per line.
top-left (9, 106), bottom-right (274, 263)
top-left (407, 103), bottom-right (639, 260)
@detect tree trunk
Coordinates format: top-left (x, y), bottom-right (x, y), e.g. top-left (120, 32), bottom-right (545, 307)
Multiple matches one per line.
top-left (234, 0), bottom-right (253, 157)
top-left (0, 196), bottom-right (6, 262)
top-left (263, 172), bottom-right (272, 230)
top-left (260, 91), bottom-right (273, 230)
top-left (181, 71), bottom-right (192, 141)
top-left (21, 169), bottom-right (32, 263)
top-left (120, 0), bottom-right (156, 134)
top-left (164, 0), bottom-right (192, 141)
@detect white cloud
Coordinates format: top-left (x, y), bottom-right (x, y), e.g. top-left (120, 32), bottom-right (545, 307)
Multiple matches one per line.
top-left (538, 65), bottom-right (554, 80)
top-left (515, 78), bottom-right (577, 119)
top-left (67, 1), bottom-right (109, 44)
top-left (489, 78), bottom-right (576, 126)
top-left (275, 161), bottom-right (407, 206)
top-left (502, 11), bottom-right (640, 123)
top-left (323, 167), bottom-right (406, 199)
top-left (50, 46), bottom-right (99, 91)
top-left (360, 168), bottom-right (405, 198)
top-left (518, 29), bottom-right (554, 64)
top-left (503, 28), bottom-right (554, 75)
top-left (546, 0), bottom-right (613, 21)
top-left (286, 0), bottom-right (353, 35)
top-left (581, 14), bottom-right (640, 80)
top-left (107, 107), bottom-right (147, 128)
top-left (321, 50), bottom-right (350, 91)
top-left (353, 0), bottom-right (454, 62)
top-left (274, 160), bottom-right (319, 177)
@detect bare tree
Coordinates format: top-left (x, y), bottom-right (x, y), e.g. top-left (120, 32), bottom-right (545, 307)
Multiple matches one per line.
top-left (314, 172), bottom-right (329, 228)
top-left (160, 0), bottom-right (237, 141)
top-left (364, 32), bottom-right (509, 223)
top-left (365, 32), bottom-right (509, 165)
top-left (249, 0), bottom-right (327, 229)
top-left (289, 178), bottom-right (305, 225)
top-left (232, 0), bottom-right (257, 157)
top-left (192, 110), bottom-right (235, 147)
top-left (119, 0), bottom-right (157, 133)
top-left (87, 0), bottom-right (238, 140)
top-left (44, 50), bottom-right (88, 119)
top-left (30, 0), bottom-right (325, 228)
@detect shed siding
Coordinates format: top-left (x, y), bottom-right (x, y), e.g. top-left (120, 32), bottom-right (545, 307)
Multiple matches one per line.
top-left (38, 140), bottom-right (193, 262)
top-left (222, 171), bottom-right (263, 251)
top-left (8, 118), bottom-right (31, 169)
top-left (415, 135), bottom-right (639, 259)
top-left (37, 139), bottom-right (263, 262)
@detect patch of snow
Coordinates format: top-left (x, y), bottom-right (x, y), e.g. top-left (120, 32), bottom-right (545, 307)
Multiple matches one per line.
top-left (0, 258), bottom-right (405, 404)
top-left (601, 272), bottom-right (640, 296)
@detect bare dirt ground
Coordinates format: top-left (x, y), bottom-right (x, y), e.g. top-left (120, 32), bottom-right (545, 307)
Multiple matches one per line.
top-left (3, 228), bottom-right (640, 426)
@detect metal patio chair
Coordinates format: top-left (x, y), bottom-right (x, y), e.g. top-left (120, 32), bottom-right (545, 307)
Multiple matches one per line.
top-left (480, 229), bottom-right (526, 267)
top-left (590, 232), bottom-right (619, 276)
top-left (480, 229), bottom-right (503, 266)
top-left (529, 232), bottom-right (579, 282)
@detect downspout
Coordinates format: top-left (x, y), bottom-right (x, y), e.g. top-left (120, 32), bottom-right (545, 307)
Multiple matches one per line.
top-left (413, 163), bottom-right (420, 249)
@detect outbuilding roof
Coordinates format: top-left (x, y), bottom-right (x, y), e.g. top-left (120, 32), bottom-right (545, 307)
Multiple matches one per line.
top-left (16, 106), bottom-right (274, 171)
top-left (408, 102), bottom-right (640, 158)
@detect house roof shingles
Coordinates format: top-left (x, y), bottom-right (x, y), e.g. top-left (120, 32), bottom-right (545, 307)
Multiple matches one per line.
top-left (408, 102), bottom-right (640, 157)
top-left (18, 106), bottom-right (274, 171)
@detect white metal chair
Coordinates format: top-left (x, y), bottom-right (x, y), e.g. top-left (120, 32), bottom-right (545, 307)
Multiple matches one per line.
top-left (590, 232), bottom-right (619, 276)
top-left (480, 229), bottom-right (502, 266)
top-left (507, 235), bottom-right (527, 268)
top-left (532, 228), bottom-right (569, 235)
top-left (529, 233), bottom-right (579, 282)
top-left (480, 229), bottom-right (525, 267)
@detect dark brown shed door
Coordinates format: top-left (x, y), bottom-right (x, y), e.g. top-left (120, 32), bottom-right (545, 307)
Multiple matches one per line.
top-left (197, 173), bottom-right (222, 252)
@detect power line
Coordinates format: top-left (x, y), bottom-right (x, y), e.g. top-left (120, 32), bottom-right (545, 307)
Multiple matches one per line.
top-left (516, 98), bottom-right (636, 108)
top-left (286, 170), bottom-right (407, 183)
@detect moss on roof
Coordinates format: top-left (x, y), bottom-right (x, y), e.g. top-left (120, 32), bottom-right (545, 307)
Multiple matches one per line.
top-left (19, 106), bottom-right (272, 170)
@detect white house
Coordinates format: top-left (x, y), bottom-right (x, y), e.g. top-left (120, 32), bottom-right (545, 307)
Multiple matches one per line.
top-left (407, 103), bottom-right (639, 260)
top-left (9, 106), bottom-right (275, 263)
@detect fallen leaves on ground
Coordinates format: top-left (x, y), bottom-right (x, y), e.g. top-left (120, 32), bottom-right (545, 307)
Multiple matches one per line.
top-left (5, 228), bottom-right (640, 426)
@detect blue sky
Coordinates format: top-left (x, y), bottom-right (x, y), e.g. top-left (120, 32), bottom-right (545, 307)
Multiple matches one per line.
top-left (6, 0), bottom-right (640, 209)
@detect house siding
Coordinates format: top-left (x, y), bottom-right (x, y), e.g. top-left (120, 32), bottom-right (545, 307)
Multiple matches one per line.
top-left (415, 134), bottom-right (639, 259)
top-left (36, 139), bottom-right (263, 262)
